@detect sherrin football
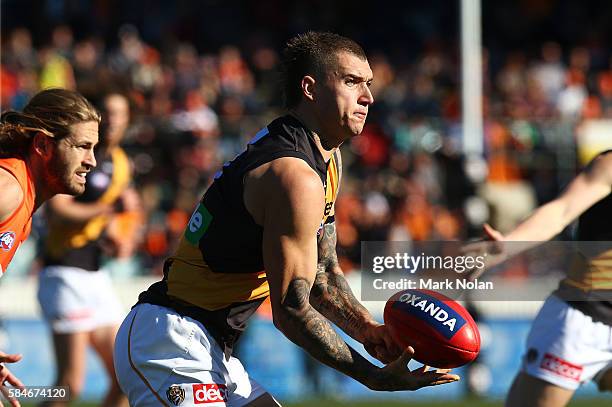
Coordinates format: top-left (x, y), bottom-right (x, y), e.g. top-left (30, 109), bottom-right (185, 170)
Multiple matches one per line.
top-left (383, 289), bottom-right (480, 368)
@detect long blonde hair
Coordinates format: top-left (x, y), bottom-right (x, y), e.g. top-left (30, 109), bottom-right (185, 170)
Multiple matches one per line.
top-left (0, 88), bottom-right (101, 158)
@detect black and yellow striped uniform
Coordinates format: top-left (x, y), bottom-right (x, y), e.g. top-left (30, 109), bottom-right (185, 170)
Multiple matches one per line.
top-left (138, 115), bottom-right (341, 351)
top-left (556, 149), bottom-right (612, 324)
top-left (44, 147), bottom-right (131, 270)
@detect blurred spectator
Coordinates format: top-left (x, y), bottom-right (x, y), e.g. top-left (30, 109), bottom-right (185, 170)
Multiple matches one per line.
top-left (2, 3), bottom-right (610, 273)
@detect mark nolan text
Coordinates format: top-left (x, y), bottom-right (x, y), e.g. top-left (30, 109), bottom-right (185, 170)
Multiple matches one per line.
top-left (373, 278), bottom-right (494, 290)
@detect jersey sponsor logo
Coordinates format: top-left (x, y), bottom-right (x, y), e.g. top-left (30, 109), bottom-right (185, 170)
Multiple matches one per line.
top-left (540, 353), bottom-right (583, 381)
top-left (393, 290), bottom-right (466, 339)
top-left (166, 384), bottom-right (186, 406)
top-left (0, 231), bottom-right (16, 252)
top-left (192, 384), bottom-right (228, 404)
top-left (185, 203), bottom-right (213, 245)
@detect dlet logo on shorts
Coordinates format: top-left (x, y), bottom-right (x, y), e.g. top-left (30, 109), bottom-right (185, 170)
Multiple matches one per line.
top-left (0, 231), bottom-right (16, 251)
top-left (393, 290), bottom-right (466, 339)
top-left (540, 353), bottom-right (583, 381)
top-left (166, 384), bottom-right (186, 406)
top-left (192, 384), bottom-right (228, 404)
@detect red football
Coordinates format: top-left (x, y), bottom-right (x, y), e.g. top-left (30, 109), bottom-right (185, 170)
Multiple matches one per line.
top-left (383, 289), bottom-right (480, 368)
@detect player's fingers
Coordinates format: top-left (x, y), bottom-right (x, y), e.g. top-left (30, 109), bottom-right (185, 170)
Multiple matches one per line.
top-left (365, 344), bottom-right (392, 364)
top-left (5, 371), bottom-right (24, 389)
top-left (0, 385), bottom-right (21, 407)
top-left (427, 377), bottom-right (460, 387)
top-left (0, 365), bottom-right (24, 390)
top-left (413, 364), bottom-right (429, 374)
top-left (420, 372), bottom-right (460, 387)
top-left (394, 346), bottom-right (415, 366)
top-left (0, 354), bottom-right (21, 364)
top-left (483, 223), bottom-right (503, 241)
top-left (374, 346), bottom-right (395, 364)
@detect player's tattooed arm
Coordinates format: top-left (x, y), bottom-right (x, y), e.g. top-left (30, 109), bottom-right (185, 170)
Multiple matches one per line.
top-left (258, 156), bottom-right (458, 391)
top-left (277, 277), bottom-right (460, 391)
top-left (279, 277), bottom-right (374, 384)
top-left (310, 222), bottom-right (373, 342)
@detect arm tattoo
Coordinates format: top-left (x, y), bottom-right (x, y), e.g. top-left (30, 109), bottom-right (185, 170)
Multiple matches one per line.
top-left (316, 222), bottom-right (340, 274)
top-left (311, 222), bottom-right (372, 341)
top-left (280, 278), bottom-right (374, 384)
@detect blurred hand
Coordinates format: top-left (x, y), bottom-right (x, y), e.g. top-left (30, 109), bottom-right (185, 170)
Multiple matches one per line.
top-left (0, 351), bottom-right (24, 407)
top-left (483, 223), bottom-right (504, 241)
top-left (366, 346), bottom-right (460, 391)
top-left (116, 187), bottom-right (141, 213)
top-left (105, 187), bottom-right (144, 259)
top-left (461, 223), bottom-right (507, 280)
top-left (362, 322), bottom-right (403, 364)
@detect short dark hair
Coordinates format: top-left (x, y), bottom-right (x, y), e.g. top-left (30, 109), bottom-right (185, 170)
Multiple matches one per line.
top-left (281, 32), bottom-right (367, 108)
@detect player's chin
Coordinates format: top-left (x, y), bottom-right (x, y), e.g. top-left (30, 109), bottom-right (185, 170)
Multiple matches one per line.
top-left (351, 126), bottom-right (365, 137)
top-left (63, 181), bottom-right (86, 196)
top-left (345, 123), bottom-right (364, 136)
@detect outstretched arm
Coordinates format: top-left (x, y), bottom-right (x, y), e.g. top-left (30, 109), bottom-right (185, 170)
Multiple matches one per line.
top-left (249, 157), bottom-right (458, 391)
top-left (47, 194), bottom-right (112, 223)
top-left (465, 153), bottom-right (612, 279)
top-left (490, 152), bottom-right (612, 241)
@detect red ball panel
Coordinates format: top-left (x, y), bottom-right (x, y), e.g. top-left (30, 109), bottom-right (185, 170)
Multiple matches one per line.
top-left (384, 289), bottom-right (480, 368)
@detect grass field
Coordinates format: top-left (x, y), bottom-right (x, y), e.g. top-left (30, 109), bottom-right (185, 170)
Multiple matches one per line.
top-left (17, 399), bottom-right (611, 407)
top-left (285, 400), bottom-right (609, 407)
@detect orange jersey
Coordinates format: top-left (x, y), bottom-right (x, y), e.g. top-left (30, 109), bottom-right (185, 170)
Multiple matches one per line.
top-left (0, 157), bottom-right (36, 276)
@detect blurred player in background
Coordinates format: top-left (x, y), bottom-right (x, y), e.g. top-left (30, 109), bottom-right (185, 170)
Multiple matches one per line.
top-left (114, 32), bottom-right (459, 406)
top-left (482, 149), bottom-right (612, 407)
top-left (37, 93), bottom-right (138, 407)
top-left (0, 88), bottom-right (100, 406)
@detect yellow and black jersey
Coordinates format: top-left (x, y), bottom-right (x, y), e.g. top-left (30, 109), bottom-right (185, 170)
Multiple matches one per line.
top-left (138, 115), bottom-right (341, 351)
top-left (44, 147), bottom-right (131, 271)
top-left (556, 149), bottom-right (612, 324)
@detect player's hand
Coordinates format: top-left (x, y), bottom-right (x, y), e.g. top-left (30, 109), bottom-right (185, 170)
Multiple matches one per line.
top-left (367, 346), bottom-right (460, 391)
top-left (361, 322), bottom-right (403, 364)
top-left (117, 188), bottom-right (141, 213)
top-left (461, 223), bottom-right (507, 280)
top-left (0, 351), bottom-right (24, 407)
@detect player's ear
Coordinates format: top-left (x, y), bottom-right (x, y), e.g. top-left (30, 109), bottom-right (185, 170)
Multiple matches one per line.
top-left (32, 132), bottom-right (54, 159)
top-left (301, 75), bottom-right (316, 102)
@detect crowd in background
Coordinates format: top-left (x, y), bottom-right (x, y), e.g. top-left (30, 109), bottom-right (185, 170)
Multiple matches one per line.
top-left (2, 0), bottom-right (612, 275)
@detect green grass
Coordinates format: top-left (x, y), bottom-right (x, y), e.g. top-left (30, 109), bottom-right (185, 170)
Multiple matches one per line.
top-left (19, 399), bottom-right (609, 407)
top-left (286, 401), bottom-right (607, 407)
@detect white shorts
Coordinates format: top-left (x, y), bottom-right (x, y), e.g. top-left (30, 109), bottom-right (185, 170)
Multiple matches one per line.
top-left (37, 266), bottom-right (124, 334)
top-left (521, 295), bottom-right (612, 390)
top-left (114, 303), bottom-right (268, 407)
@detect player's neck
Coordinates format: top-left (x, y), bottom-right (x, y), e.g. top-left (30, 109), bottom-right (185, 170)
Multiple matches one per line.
top-left (289, 109), bottom-right (337, 162)
top-left (25, 154), bottom-right (52, 211)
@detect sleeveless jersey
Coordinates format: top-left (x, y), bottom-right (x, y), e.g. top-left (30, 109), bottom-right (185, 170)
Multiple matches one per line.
top-left (43, 147), bottom-right (131, 271)
top-left (0, 158), bottom-right (36, 276)
top-left (137, 115), bottom-right (341, 352)
top-left (555, 149), bottom-right (612, 324)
